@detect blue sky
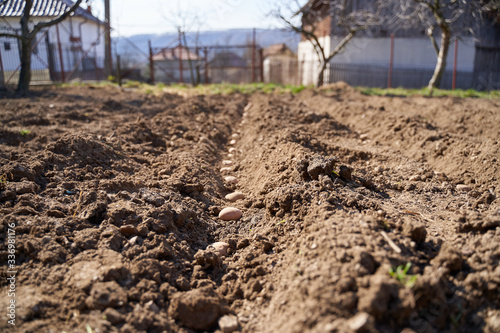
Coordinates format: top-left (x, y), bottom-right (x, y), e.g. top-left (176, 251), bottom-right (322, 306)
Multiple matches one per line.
top-left (90, 0), bottom-right (284, 36)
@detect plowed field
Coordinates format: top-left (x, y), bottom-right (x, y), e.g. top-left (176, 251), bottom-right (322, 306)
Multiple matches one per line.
top-left (1, 84), bottom-right (499, 333)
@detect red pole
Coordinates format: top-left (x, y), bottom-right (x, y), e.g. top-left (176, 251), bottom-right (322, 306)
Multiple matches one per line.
top-left (388, 33), bottom-right (394, 88)
top-left (452, 39), bottom-right (458, 90)
top-left (251, 28), bottom-right (256, 82)
top-left (56, 24), bottom-right (66, 82)
top-left (149, 40), bottom-right (155, 84)
top-left (178, 32), bottom-right (183, 83)
top-left (204, 47), bottom-right (208, 84)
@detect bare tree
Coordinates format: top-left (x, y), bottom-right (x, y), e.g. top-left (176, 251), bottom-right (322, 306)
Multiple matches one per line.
top-left (271, 0), bottom-right (384, 87)
top-left (394, 0), bottom-right (498, 94)
top-left (0, 0), bottom-right (84, 95)
top-left (162, 2), bottom-right (205, 86)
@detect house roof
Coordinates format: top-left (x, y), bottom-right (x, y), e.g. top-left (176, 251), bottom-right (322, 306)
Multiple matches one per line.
top-left (210, 52), bottom-right (246, 67)
top-left (264, 43), bottom-right (296, 58)
top-left (152, 45), bottom-right (200, 62)
top-left (0, 0), bottom-right (103, 24)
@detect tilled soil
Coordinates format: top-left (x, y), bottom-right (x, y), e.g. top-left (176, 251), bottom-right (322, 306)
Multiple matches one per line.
top-left (0, 84), bottom-right (499, 333)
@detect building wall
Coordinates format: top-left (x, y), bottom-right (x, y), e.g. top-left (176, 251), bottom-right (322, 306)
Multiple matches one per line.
top-left (330, 36), bottom-right (476, 71)
top-left (297, 35), bottom-right (331, 85)
top-left (0, 16), bottom-right (104, 82)
top-left (264, 56), bottom-right (298, 85)
top-left (298, 35), bottom-right (476, 87)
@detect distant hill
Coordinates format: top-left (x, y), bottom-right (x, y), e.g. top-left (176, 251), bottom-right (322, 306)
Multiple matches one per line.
top-left (115, 28), bottom-right (301, 60)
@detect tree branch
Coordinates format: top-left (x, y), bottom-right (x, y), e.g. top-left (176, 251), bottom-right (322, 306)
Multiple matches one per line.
top-left (278, 12), bottom-right (326, 62)
top-left (325, 30), bottom-right (355, 63)
top-left (0, 32), bottom-right (22, 40)
top-left (32, 0), bottom-right (83, 35)
top-left (426, 26), bottom-right (440, 55)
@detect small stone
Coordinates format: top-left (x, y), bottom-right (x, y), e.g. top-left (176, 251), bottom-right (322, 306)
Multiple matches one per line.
top-left (222, 160), bottom-right (233, 166)
top-left (220, 167), bottom-right (232, 173)
top-left (225, 192), bottom-right (245, 202)
top-left (409, 175), bottom-right (421, 181)
top-left (347, 312), bottom-right (374, 332)
top-left (360, 133), bottom-right (369, 140)
top-left (231, 133), bottom-right (239, 138)
top-left (219, 314), bottom-right (239, 333)
top-left (120, 224), bottom-right (138, 236)
top-left (145, 300), bottom-right (160, 313)
top-left (227, 153), bottom-right (234, 158)
top-left (229, 139), bottom-right (236, 145)
top-left (456, 184), bottom-right (471, 192)
top-left (229, 148), bottom-right (237, 153)
top-left (224, 176), bottom-right (238, 184)
top-left (209, 242), bottom-right (230, 256)
top-left (219, 207), bottom-right (242, 221)
top-left (129, 236), bottom-right (139, 245)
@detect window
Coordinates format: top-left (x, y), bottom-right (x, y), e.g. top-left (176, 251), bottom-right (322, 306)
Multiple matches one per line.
top-left (4, 42), bottom-right (11, 51)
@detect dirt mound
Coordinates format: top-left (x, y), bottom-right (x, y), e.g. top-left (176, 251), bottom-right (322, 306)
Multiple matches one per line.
top-left (0, 84), bottom-right (499, 333)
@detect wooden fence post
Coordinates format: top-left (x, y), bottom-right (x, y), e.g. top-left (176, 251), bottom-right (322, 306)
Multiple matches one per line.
top-left (149, 40), bottom-right (155, 84)
top-left (56, 24), bottom-right (66, 82)
top-left (204, 47), bottom-right (208, 84)
top-left (117, 54), bottom-right (122, 86)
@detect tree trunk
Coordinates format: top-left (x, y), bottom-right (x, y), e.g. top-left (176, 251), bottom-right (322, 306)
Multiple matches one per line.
top-left (17, 37), bottom-right (33, 96)
top-left (428, 28), bottom-right (451, 93)
top-left (315, 60), bottom-right (328, 87)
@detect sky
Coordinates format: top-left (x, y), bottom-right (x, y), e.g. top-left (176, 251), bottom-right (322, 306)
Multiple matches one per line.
top-left (90, 0), bottom-right (286, 37)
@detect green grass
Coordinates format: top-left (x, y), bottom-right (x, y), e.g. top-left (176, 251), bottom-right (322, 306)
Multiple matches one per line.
top-left (19, 129), bottom-right (31, 136)
top-left (166, 82), bottom-right (308, 95)
top-left (358, 86), bottom-right (500, 99)
top-left (55, 81), bottom-right (499, 99)
top-left (389, 263), bottom-right (418, 288)
top-left (57, 81), bottom-right (308, 96)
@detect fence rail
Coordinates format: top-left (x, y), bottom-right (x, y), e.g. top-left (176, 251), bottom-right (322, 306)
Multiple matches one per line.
top-left (329, 63), bottom-right (475, 90)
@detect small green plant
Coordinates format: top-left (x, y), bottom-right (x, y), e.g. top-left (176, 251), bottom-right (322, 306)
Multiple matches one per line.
top-left (123, 80), bottom-right (141, 88)
top-left (389, 263), bottom-right (418, 288)
top-left (450, 303), bottom-right (463, 328)
top-left (358, 86), bottom-right (500, 99)
top-left (19, 129), bottom-right (31, 136)
top-left (0, 173), bottom-right (8, 190)
top-left (377, 220), bottom-right (391, 231)
top-left (276, 220), bottom-right (285, 225)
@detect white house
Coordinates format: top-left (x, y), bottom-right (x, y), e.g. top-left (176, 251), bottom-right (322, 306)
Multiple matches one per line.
top-left (0, 0), bottom-right (106, 85)
top-left (297, 0), bottom-right (479, 89)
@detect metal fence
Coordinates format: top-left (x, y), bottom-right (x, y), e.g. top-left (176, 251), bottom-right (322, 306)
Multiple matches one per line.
top-left (329, 63), bottom-right (475, 90)
top-left (3, 29), bottom-right (499, 91)
top-left (113, 35), bottom-right (264, 85)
